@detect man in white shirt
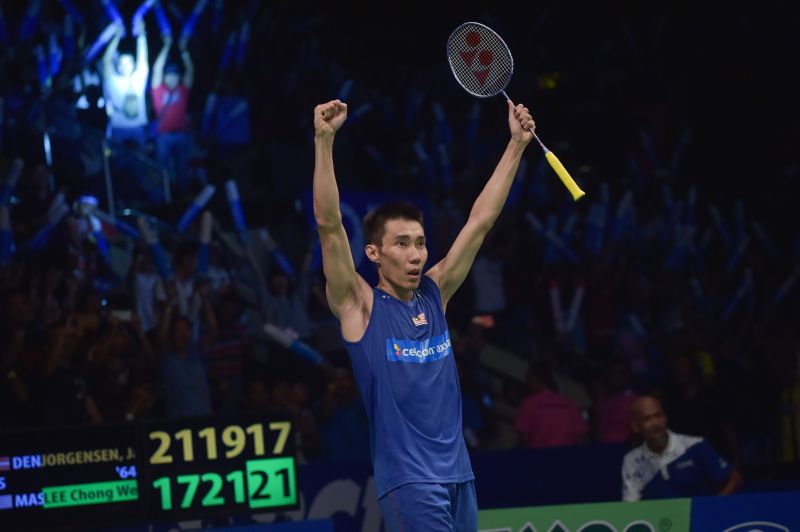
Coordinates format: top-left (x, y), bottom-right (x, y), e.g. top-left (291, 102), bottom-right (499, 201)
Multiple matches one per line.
top-left (102, 21), bottom-right (149, 147)
top-left (621, 395), bottom-right (742, 501)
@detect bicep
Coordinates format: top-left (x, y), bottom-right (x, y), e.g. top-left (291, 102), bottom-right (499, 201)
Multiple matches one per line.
top-left (318, 223), bottom-right (365, 317)
top-left (698, 442), bottom-right (732, 484)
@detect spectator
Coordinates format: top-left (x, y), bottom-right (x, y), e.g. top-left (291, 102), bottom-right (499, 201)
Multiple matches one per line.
top-left (102, 22), bottom-right (149, 148)
top-left (515, 361), bottom-right (588, 448)
top-left (86, 314), bottom-right (153, 421)
top-left (622, 395), bottom-right (742, 501)
top-left (271, 379), bottom-right (321, 463)
top-left (151, 35), bottom-right (195, 196)
top-left (207, 293), bottom-right (250, 413)
top-left (157, 281), bottom-right (217, 418)
top-left (132, 248), bottom-right (162, 333)
top-left (469, 233), bottom-right (508, 319)
top-left (591, 356), bottom-right (639, 444)
top-left (314, 367), bottom-right (370, 462)
top-left (206, 69), bottom-right (252, 190)
top-left (156, 241), bottom-right (200, 322)
top-left (40, 315), bottom-right (103, 426)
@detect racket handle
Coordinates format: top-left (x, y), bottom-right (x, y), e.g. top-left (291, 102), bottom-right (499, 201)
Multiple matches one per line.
top-left (545, 151), bottom-right (585, 201)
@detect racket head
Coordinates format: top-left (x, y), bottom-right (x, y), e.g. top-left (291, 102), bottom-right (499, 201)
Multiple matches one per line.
top-left (446, 21), bottom-right (514, 98)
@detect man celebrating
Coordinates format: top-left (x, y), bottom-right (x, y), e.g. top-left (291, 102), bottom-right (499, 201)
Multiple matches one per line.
top-left (312, 98), bottom-right (534, 531)
top-left (151, 36), bottom-right (195, 195)
top-left (622, 395), bottom-right (742, 501)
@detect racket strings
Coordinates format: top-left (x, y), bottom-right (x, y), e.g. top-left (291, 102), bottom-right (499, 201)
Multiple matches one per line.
top-left (447, 23), bottom-right (513, 98)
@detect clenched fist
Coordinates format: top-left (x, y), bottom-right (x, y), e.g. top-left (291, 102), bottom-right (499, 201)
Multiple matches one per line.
top-left (314, 99), bottom-right (348, 138)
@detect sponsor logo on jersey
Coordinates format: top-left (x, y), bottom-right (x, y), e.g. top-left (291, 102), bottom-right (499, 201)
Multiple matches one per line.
top-left (386, 332), bottom-right (452, 363)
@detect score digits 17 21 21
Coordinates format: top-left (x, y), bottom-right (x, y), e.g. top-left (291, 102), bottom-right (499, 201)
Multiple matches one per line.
top-left (144, 420), bottom-right (297, 514)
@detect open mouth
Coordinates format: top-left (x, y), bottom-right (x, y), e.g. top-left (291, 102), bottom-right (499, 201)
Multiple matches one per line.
top-left (407, 269), bottom-right (421, 278)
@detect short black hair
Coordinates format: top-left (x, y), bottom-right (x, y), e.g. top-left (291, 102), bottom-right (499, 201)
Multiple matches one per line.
top-left (362, 201), bottom-right (423, 246)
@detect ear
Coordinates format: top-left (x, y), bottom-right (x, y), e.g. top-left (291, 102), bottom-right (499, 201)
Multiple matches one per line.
top-left (630, 421), bottom-right (640, 435)
top-left (365, 243), bottom-right (380, 264)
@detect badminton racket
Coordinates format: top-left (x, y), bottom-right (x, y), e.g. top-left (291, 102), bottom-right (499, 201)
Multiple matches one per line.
top-left (447, 22), bottom-right (585, 201)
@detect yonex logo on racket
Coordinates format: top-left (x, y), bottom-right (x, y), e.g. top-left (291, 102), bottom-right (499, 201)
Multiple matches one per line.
top-left (458, 30), bottom-right (495, 86)
top-left (447, 22), bottom-right (513, 98)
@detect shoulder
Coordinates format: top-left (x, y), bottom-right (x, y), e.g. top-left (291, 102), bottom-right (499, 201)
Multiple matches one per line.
top-left (622, 444), bottom-right (648, 469)
top-left (421, 273), bottom-right (441, 293)
top-left (623, 445), bottom-right (642, 462)
top-left (673, 432), bottom-right (704, 452)
top-left (420, 273), bottom-right (445, 308)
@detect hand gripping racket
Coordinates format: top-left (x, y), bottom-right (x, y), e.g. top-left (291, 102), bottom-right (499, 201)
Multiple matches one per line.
top-left (447, 22), bottom-right (585, 201)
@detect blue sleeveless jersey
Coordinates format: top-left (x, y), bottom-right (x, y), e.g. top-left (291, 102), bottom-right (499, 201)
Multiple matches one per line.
top-left (343, 275), bottom-right (474, 497)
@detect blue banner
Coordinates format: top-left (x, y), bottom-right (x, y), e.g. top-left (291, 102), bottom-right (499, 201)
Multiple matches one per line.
top-left (690, 490), bottom-right (800, 531)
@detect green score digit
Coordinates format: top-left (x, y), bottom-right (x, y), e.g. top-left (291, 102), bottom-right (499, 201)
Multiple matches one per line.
top-left (246, 457), bottom-right (297, 509)
top-left (151, 459), bottom-right (296, 512)
top-left (152, 472), bottom-right (239, 511)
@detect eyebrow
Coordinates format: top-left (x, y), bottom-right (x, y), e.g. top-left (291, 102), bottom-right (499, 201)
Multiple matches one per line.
top-left (393, 234), bottom-right (425, 241)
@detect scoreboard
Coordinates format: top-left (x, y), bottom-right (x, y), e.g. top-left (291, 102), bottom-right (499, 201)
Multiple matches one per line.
top-left (0, 413), bottom-right (298, 531)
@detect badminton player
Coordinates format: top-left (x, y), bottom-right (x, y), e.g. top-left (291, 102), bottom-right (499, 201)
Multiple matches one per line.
top-left (312, 98), bottom-right (534, 531)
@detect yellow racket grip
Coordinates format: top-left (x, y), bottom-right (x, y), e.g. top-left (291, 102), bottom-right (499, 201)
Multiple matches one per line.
top-left (545, 151), bottom-right (585, 201)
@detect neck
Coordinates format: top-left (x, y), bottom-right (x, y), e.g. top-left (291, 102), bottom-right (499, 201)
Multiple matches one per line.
top-left (377, 278), bottom-right (414, 302)
top-left (646, 432), bottom-right (670, 455)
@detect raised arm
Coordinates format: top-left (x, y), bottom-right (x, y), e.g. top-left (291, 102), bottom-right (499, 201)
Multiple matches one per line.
top-left (313, 100), bottom-right (372, 339)
top-left (101, 26), bottom-right (123, 80)
top-left (198, 283), bottom-right (218, 351)
top-left (151, 36), bottom-right (172, 88)
top-left (134, 20), bottom-right (149, 73)
top-left (427, 101), bottom-right (534, 308)
top-left (179, 40), bottom-right (194, 88)
top-left (157, 285), bottom-right (177, 354)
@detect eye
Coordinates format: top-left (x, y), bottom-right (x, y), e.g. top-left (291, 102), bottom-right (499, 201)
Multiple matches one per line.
top-left (397, 241), bottom-right (407, 247)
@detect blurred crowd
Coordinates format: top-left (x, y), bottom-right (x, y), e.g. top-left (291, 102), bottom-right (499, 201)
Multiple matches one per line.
top-left (0, 1), bottom-right (798, 486)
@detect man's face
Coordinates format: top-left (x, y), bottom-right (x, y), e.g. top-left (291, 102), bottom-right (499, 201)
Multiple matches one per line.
top-left (164, 72), bottom-right (180, 89)
top-left (371, 218), bottom-right (427, 291)
top-left (632, 398), bottom-right (668, 446)
top-left (117, 55), bottom-right (135, 76)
